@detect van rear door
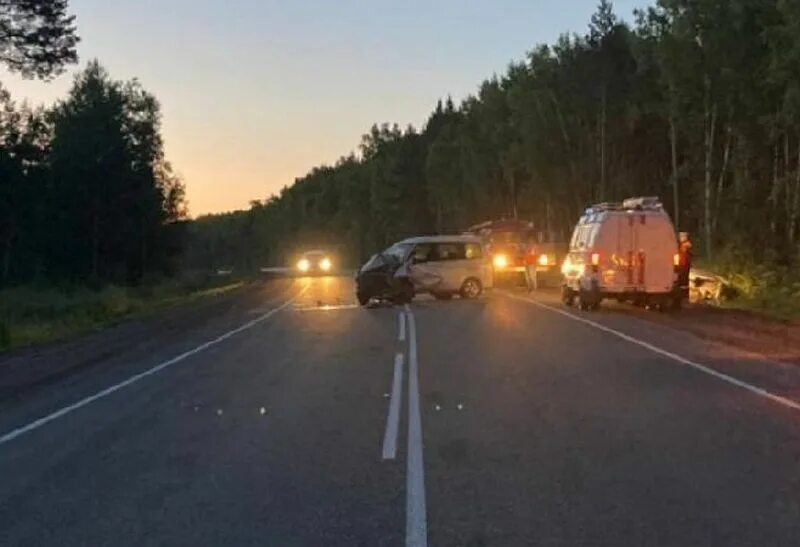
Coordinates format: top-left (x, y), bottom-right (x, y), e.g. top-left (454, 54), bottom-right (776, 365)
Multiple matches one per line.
top-left (638, 216), bottom-right (677, 293)
top-left (617, 214), bottom-right (636, 289)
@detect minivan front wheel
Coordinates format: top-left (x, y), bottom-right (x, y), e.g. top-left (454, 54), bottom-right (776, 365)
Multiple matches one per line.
top-left (460, 278), bottom-right (483, 299)
top-left (392, 279), bottom-right (415, 305)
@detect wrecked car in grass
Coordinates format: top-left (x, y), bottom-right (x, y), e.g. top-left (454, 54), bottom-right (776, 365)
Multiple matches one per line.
top-left (355, 235), bottom-right (493, 306)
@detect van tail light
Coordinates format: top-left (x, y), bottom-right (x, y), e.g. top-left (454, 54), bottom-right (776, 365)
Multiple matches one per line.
top-left (590, 252), bottom-right (600, 273)
top-left (673, 253), bottom-right (680, 267)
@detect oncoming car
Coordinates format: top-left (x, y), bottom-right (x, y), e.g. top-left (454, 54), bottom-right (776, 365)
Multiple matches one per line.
top-left (295, 250), bottom-right (334, 275)
top-left (355, 235), bottom-right (493, 305)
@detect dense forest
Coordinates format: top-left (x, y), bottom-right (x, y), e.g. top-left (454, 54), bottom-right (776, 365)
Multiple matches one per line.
top-left (5, 0), bottom-right (800, 283)
top-left (0, 1), bottom-right (186, 288)
top-left (187, 0), bottom-right (800, 271)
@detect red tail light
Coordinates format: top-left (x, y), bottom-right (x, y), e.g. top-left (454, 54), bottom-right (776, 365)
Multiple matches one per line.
top-left (673, 253), bottom-right (680, 267)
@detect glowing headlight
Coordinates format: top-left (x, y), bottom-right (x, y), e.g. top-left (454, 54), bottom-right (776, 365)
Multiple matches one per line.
top-left (297, 258), bottom-right (310, 272)
top-left (319, 257), bottom-right (332, 271)
top-left (561, 257), bottom-right (585, 276)
top-left (538, 254), bottom-right (551, 266)
top-left (493, 254), bottom-right (509, 269)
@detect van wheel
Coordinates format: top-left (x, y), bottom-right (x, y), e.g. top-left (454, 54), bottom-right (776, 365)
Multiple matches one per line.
top-left (578, 289), bottom-right (599, 311)
top-left (562, 286), bottom-right (575, 307)
top-left (460, 278), bottom-right (483, 299)
top-left (433, 292), bottom-right (453, 301)
top-left (357, 291), bottom-right (371, 306)
top-left (668, 290), bottom-right (683, 312)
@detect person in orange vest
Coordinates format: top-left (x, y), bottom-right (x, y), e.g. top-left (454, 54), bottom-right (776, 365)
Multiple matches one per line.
top-left (524, 232), bottom-right (544, 292)
top-left (677, 232), bottom-right (693, 298)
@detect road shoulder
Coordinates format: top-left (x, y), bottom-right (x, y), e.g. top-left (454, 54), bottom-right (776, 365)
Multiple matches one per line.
top-left (0, 278), bottom-right (294, 406)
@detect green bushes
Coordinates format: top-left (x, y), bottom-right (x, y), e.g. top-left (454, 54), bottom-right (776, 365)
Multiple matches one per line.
top-left (701, 246), bottom-right (800, 320)
top-left (0, 277), bottom-right (244, 351)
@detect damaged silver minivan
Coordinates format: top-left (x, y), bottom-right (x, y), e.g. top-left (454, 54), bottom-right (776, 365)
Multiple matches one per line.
top-left (355, 235), bottom-right (493, 305)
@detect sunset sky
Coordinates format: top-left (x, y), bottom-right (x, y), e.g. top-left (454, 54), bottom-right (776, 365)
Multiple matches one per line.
top-left (2, 0), bottom-right (644, 216)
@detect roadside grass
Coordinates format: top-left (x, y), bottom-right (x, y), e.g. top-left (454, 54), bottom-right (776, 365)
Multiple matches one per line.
top-left (0, 274), bottom-right (247, 352)
top-left (716, 287), bottom-right (800, 322)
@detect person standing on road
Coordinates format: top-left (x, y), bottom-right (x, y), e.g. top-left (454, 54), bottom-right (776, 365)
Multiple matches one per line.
top-left (524, 232), bottom-right (542, 292)
top-left (677, 232), bottom-right (693, 298)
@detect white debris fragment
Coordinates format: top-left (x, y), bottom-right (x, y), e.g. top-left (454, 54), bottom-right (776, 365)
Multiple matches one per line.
top-left (216, 409), bottom-right (223, 416)
top-left (435, 404), bottom-right (442, 411)
top-left (259, 407), bottom-right (266, 415)
top-left (457, 403), bottom-right (464, 411)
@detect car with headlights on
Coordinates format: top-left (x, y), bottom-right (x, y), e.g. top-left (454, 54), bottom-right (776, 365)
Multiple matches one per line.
top-left (295, 250), bottom-right (334, 275)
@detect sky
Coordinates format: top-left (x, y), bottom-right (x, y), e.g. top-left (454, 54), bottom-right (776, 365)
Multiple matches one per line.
top-left (1, 0), bottom-right (646, 216)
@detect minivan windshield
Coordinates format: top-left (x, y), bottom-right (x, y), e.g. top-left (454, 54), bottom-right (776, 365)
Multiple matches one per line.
top-left (383, 243), bottom-right (412, 263)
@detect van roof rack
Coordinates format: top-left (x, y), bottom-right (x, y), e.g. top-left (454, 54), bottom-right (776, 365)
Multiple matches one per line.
top-left (584, 197), bottom-right (664, 215)
top-left (621, 196), bottom-right (663, 210)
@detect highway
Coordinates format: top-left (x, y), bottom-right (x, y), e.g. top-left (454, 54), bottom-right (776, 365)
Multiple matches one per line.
top-left (1, 275), bottom-right (800, 546)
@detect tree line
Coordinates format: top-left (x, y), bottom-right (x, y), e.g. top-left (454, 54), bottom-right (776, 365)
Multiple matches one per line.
top-left (1, 1), bottom-right (186, 287)
top-left (0, 62), bottom-right (187, 286)
top-left (187, 0), bottom-right (800, 271)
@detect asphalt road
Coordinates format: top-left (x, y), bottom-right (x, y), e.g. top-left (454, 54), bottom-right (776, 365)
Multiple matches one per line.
top-left (1, 275), bottom-right (800, 546)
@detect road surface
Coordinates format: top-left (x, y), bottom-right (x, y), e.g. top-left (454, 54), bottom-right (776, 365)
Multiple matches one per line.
top-left (1, 275), bottom-right (799, 546)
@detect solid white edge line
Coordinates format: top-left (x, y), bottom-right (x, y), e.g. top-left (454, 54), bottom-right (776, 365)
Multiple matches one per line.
top-left (404, 305), bottom-right (428, 547)
top-left (0, 286), bottom-right (308, 447)
top-left (382, 352), bottom-right (404, 460)
top-left (505, 293), bottom-right (800, 412)
top-left (398, 311), bottom-right (407, 342)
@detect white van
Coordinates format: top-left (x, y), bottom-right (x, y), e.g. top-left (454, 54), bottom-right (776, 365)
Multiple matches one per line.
top-left (561, 197), bottom-right (681, 310)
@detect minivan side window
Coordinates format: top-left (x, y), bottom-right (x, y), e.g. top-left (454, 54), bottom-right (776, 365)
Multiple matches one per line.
top-left (433, 243), bottom-right (466, 261)
top-left (411, 243), bottom-right (434, 263)
top-left (465, 243), bottom-right (483, 259)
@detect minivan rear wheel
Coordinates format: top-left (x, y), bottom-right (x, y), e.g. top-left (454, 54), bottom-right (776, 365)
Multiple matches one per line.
top-left (460, 278), bottom-right (482, 299)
